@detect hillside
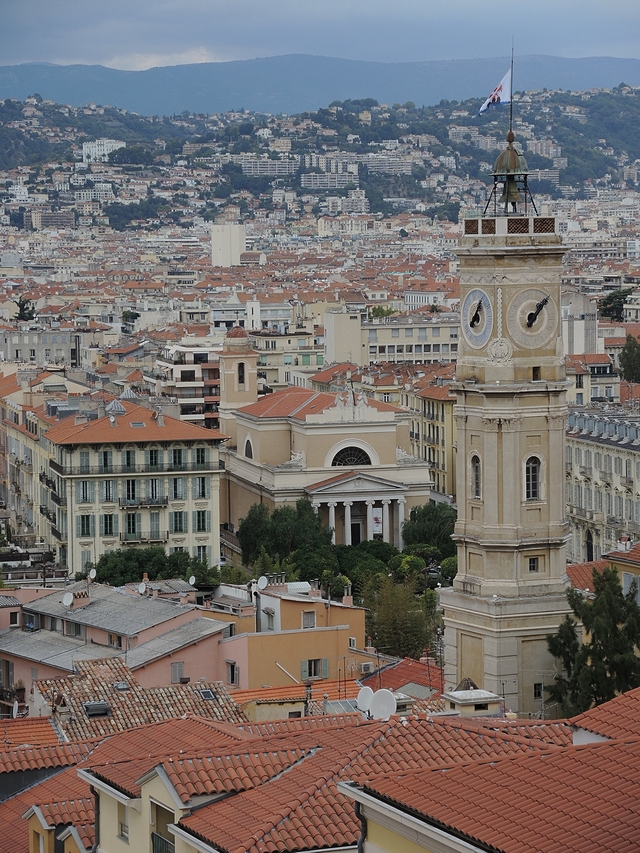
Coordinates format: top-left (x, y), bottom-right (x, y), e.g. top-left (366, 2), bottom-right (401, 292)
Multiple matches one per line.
top-left (2, 54), bottom-right (640, 116)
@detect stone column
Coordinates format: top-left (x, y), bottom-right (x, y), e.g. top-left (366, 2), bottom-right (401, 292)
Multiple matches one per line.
top-left (366, 500), bottom-right (375, 541)
top-left (328, 502), bottom-right (337, 544)
top-left (343, 501), bottom-right (353, 546)
top-left (382, 499), bottom-right (391, 543)
top-left (397, 498), bottom-right (406, 549)
top-left (311, 500), bottom-right (320, 515)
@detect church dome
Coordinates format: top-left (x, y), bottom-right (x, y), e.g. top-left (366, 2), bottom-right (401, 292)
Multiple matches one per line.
top-left (226, 325), bottom-right (249, 339)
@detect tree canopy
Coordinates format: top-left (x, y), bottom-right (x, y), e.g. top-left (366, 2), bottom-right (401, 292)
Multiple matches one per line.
top-left (402, 501), bottom-right (457, 559)
top-left (14, 294), bottom-right (35, 321)
top-left (92, 546), bottom-right (219, 588)
top-left (598, 287), bottom-right (633, 322)
top-left (237, 498), bottom-right (332, 566)
top-left (547, 566), bottom-right (640, 715)
top-left (619, 334), bottom-right (640, 382)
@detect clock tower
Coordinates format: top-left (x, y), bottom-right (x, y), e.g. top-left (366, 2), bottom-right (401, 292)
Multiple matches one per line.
top-left (440, 132), bottom-right (571, 715)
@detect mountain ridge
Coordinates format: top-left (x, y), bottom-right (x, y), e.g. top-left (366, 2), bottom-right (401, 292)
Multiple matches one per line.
top-left (2, 54), bottom-right (640, 115)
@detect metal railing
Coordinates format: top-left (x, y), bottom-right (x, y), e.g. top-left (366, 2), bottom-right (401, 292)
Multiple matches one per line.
top-left (119, 497), bottom-right (168, 508)
top-left (119, 531), bottom-right (169, 543)
top-left (152, 832), bottom-right (175, 853)
top-left (50, 460), bottom-right (217, 476)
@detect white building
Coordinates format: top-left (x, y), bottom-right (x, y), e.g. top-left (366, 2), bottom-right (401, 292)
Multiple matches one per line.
top-left (82, 139), bottom-right (126, 163)
top-left (211, 224), bottom-right (246, 268)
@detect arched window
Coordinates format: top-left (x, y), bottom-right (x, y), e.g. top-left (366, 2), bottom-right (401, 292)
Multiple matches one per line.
top-left (244, 439), bottom-right (253, 459)
top-left (331, 446), bottom-right (372, 467)
top-left (237, 362), bottom-right (246, 385)
top-left (525, 456), bottom-right (540, 501)
top-left (471, 455), bottom-right (481, 499)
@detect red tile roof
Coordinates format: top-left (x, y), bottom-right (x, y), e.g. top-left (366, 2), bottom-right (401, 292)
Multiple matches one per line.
top-left (566, 558), bottom-right (609, 590)
top-left (570, 684), bottom-right (640, 739)
top-left (361, 737), bottom-right (640, 853)
top-left (0, 717), bottom-right (61, 747)
top-left (362, 657), bottom-right (443, 696)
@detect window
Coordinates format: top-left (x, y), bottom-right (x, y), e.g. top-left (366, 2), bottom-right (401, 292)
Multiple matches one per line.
top-left (109, 633), bottom-right (123, 649)
top-left (76, 480), bottom-right (94, 503)
top-left (194, 476), bottom-right (209, 499)
top-left (525, 457), bottom-right (540, 501)
top-left (126, 513), bottom-right (140, 539)
top-left (472, 455), bottom-right (481, 499)
top-left (244, 439), bottom-right (253, 459)
top-left (528, 557), bottom-right (539, 573)
top-left (180, 369), bottom-right (196, 382)
top-left (226, 661), bottom-right (239, 686)
top-left (79, 450), bottom-right (90, 474)
top-left (195, 446), bottom-right (207, 468)
top-left (65, 621), bottom-right (81, 637)
top-left (101, 480), bottom-right (116, 502)
top-left (172, 448), bottom-right (185, 470)
top-left (533, 683), bottom-right (543, 700)
top-left (117, 801), bottom-right (129, 841)
top-left (150, 512), bottom-right (160, 540)
top-left (123, 449), bottom-right (135, 472)
top-left (266, 612), bottom-right (274, 630)
top-left (78, 515), bottom-right (93, 537)
top-left (196, 545), bottom-right (210, 564)
top-left (102, 514), bottom-right (116, 537)
top-left (171, 477), bottom-right (184, 500)
top-left (148, 478), bottom-right (160, 501)
top-left (125, 479), bottom-right (137, 502)
top-left (301, 658), bottom-right (328, 680)
top-left (238, 362), bottom-right (245, 385)
top-left (302, 610), bottom-right (316, 629)
top-left (170, 512), bottom-right (187, 534)
top-left (194, 510), bottom-right (211, 533)
top-left (148, 448), bottom-right (160, 470)
top-left (332, 446), bottom-right (371, 466)
top-left (9, 611), bottom-right (18, 626)
top-left (171, 661), bottom-right (184, 683)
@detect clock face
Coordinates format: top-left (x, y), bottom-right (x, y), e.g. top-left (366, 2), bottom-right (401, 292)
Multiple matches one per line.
top-left (507, 288), bottom-right (558, 349)
top-left (461, 288), bottom-right (493, 349)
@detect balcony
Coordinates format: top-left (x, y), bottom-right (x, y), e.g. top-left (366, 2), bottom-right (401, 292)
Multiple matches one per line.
top-left (50, 460), bottom-right (216, 476)
top-left (152, 832), bottom-right (175, 853)
top-left (39, 472), bottom-right (56, 490)
top-left (51, 526), bottom-right (65, 541)
top-left (51, 492), bottom-right (66, 507)
top-left (579, 466), bottom-right (592, 477)
top-left (119, 531), bottom-right (169, 543)
top-left (119, 497), bottom-right (168, 508)
top-left (622, 476), bottom-right (634, 489)
top-left (598, 470), bottom-right (613, 484)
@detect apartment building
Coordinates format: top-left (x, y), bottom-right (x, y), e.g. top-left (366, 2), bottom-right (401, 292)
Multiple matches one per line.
top-left (565, 410), bottom-right (640, 561)
top-left (4, 399), bottom-right (226, 574)
top-left (325, 309), bottom-right (459, 367)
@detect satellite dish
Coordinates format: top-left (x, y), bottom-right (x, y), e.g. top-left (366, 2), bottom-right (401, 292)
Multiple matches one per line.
top-left (138, 582), bottom-right (146, 595)
top-left (369, 689), bottom-right (397, 721)
top-left (188, 575), bottom-right (196, 586)
top-left (357, 686), bottom-right (374, 712)
top-left (12, 700), bottom-right (18, 719)
top-left (62, 592), bottom-right (73, 607)
top-left (257, 575), bottom-right (268, 590)
top-left (89, 568), bottom-right (96, 580)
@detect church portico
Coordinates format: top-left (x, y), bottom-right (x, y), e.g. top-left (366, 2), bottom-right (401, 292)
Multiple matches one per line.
top-left (307, 472), bottom-right (408, 548)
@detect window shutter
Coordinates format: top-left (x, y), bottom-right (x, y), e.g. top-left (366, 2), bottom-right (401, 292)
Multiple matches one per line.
top-left (207, 545), bottom-right (212, 566)
top-left (88, 481), bottom-right (95, 503)
top-left (89, 515), bottom-right (95, 536)
top-left (322, 658), bottom-right (329, 679)
top-left (145, 449), bottom-right (150, 469)
top-left (113, 514), bottom-right (119, 535)
top-left (100, 481), bottom-right (106, 502)
top-left (182, 512), bottom-right (188, 533)
top-left (191, 447), bottom-right (197, 467)
top-left (192, 511), bottom-right (197, 532)
top-left (99, 515), bottom-right (105, 536)
top-left (136, 513), bottom-right (142, 536)
top-left (300, 660), bottom-right (309, 681)
top-left (206, 511), bottom-right (211, 533)
top-left (76, 516), bottom-right (81, 537)
top-left (171, 661), bottom-right (184, 684)
top-left (204, 446), bottom-right (210, 466)
top-left (75, 482), bottom-right (82, 502)
top-left (169, 512), bottom-right (175, 534)
top-left (157, 449), bottom-right (164, 468)
top-left (205, 476), bottom-right (210, 499)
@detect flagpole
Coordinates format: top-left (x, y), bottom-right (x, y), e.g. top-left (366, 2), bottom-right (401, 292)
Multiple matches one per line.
top-left (509, 39), bottom-right (514, 133)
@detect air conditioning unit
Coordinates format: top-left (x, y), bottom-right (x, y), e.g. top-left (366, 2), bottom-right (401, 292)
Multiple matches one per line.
top-left (360, 662), bottom-right (374, 675)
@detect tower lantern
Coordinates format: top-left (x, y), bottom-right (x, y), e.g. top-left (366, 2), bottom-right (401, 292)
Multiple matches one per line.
top-left (486, 130), bottom-right (537, 217)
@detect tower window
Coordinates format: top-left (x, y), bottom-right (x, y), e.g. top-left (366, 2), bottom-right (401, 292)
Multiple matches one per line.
top-left (528, 557), bottom-right (539, 573)
top-left (332, 446), bottom-right (371, 467)
top-left (472, 455), bottom-right (482, 499)
top-left (238, 362), bottom-right (246, 385)
top-left (525, 457), bottom-right (541, 501)
top-left (244, 439), bottom-right (253, 459)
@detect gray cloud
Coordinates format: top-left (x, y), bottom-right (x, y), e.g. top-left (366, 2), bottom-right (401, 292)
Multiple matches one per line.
top-left (2, 0), bottom-right (640, 68)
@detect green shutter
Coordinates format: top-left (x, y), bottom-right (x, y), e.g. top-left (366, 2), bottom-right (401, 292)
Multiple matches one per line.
top-left (169, 512), bottom-right (175, 534)
top-left (88, 481), bottom-right (95, 502)
top-left (76, 516), bottom-right (82, 537)
top-left (300, 660), bottom-right (309, 681)
top-left (322, 658), bottom-right (328, 679)
top-left (99, 481), bottom-right (106, 502)
top-left (145, 449), bottom-right (150, 469)
top-left (136, 513), bottom-right (141, 536)
top-left (206, 510), bottom-right (211, 533)
top-left (205, 476), bottom-right (210, 499)
top-left (89, 515), bottom-right (95, 536)
top-left (192, 510), bottom-right (197, 532)
top-left (75, 482), bottom-right (82, 502)
top-left (113, 514), bottom-right (119, 535)
top-left (182, 512), bottom-right (188, 533)
top-left (99, 515), bottom-right (105, 536)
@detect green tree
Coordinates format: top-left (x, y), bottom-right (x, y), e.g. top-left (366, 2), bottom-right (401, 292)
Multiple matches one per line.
top-left (599, 287), bottom-right (633, 321)
top-left (402, 502), bottom-right (457, 558)
top-left (236, 503), bottom-right (271, 565)
top-left (547, 567), bottom-right (640, 715)
top-left (439, 555), bottom-right (458, 584)
top-left (93, 546), bottom-right (218, 587)
top-left (370, 305), bottom-right (394, 319)
top-left (366, 577), bottom-right (429, 659)
top-left (237, 498), bottom-right (332, 566)
top-left (14, 294), bottom-right (35, 321)
top-left (619, 334), bottom-right (640, 382)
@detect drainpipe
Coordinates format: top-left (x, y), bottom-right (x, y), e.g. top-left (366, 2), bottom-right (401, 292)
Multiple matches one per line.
top-left (355, 800), bottom-right (367, 853)
top-left (90, 785), bottom-right (100, 853)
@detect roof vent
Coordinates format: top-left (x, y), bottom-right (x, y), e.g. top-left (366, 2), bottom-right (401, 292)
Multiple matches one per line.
top-left (113, 682), bottom-right (129, 691)
top-left (82, 700), bottom-right (111, 717)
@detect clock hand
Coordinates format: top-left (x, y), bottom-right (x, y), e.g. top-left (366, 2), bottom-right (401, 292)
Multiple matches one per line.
top-left (469, 298), bottom-right (484, 328)
top-left (526, 296), bottom-right (549, 328)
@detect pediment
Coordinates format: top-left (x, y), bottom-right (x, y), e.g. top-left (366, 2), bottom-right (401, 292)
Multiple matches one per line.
top-left (306, 471), bottom-right (406, 496)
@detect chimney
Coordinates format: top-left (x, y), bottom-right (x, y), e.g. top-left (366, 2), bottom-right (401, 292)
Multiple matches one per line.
top-left (143, 573), bottom-right (149, 582)
top-left (157, 412), bottom-right (165, 427)
top-left (152, 588), bottom-right (159, 598)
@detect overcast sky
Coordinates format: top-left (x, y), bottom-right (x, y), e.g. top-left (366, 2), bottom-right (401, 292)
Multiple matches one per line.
top-left (3, 0), bottom-right (640, 69)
